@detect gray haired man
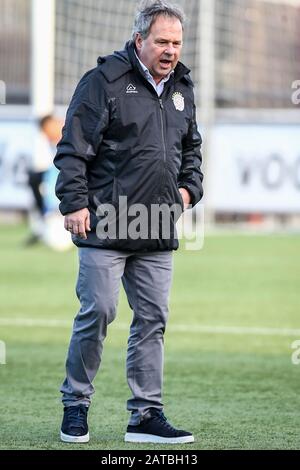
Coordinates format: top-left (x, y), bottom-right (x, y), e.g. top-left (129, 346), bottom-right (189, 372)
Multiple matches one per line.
top-left (55, 0), bottom-right (203, 444)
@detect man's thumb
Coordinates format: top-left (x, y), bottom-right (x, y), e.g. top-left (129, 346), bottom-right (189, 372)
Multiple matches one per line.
top-left (86, 212), bottom-right (91, 231)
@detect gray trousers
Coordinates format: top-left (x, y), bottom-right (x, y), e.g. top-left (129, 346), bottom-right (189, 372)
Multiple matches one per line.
top-left (60, 247), bottom-right (173, 425)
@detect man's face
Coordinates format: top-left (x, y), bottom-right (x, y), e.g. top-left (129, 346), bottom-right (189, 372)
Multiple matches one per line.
top-left (135, 15), bottom-right (183, 84)
top-left (43, 119), bottom-right (63, 145)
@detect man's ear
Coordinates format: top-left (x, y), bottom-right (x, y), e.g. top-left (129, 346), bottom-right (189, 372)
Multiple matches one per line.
top-left (135, 33), bottom-right (143, 51)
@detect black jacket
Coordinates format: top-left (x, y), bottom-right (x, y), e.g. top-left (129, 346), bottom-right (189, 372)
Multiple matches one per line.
top-left (54, 41), bottom-right (203, 251)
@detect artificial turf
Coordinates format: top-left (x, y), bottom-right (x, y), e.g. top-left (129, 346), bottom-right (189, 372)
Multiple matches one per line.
top-left (0, 224), bottom-right (299, 450)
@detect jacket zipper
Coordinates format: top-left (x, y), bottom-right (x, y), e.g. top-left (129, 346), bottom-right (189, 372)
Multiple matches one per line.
top-left (158, 98), bottom-right (167, 204)
top-left (159, 98), bottom-right (166, 162)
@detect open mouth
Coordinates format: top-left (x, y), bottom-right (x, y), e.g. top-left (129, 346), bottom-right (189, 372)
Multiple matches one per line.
top-left (160, 59), bottom-right (172, 68)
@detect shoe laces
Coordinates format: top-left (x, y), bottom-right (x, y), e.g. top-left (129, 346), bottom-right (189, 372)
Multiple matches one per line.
top-left (67, 405), bottom-right (87, 431)
top-left (152, 411), bottom-right (176, 432)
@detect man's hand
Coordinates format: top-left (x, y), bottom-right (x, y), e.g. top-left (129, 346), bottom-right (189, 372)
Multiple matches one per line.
top-left (64, 208), bottom-right (91, 240)
top-left (179, 188), bottom-right (191, 209)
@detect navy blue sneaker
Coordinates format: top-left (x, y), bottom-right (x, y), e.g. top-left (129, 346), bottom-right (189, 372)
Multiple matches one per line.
top-left (125, 409), bottom-right (194, 444)
top-left (60, 405), bottom-right (89, 443)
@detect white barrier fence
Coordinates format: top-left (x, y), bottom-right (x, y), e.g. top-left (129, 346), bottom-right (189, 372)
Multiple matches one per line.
top-left (0, 120), bottom-right (300, 214)
top-left (208, 124), bottom-right (300, 213)
top-left (0, 120), bottom-right (35, 209)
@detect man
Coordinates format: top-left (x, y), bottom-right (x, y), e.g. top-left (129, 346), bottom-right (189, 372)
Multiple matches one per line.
top-left (54, 0), bottom-right (203, 444)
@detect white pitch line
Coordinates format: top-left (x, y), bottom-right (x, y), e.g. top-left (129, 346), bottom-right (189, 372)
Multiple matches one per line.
top-left (0, 318), bottom-right (299, 337)
top-left (0, 318), bottom-right (70, 328)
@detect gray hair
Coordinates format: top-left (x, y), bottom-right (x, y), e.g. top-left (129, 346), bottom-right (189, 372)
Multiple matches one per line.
top-left (132, 0), bottom-right (186, 40)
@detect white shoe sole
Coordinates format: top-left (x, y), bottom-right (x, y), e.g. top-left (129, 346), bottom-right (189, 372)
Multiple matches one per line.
top-left (60, 431), bottom-right (90, 443)
top-left (124, 432), bottom-right (194, 444)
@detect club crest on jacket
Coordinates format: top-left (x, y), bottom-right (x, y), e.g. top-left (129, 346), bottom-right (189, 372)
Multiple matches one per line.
top-left (172, 92), bottom-right (184, 111)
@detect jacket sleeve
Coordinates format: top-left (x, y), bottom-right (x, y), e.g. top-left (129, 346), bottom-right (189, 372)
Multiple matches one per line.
top-left (54, 70), bottom-right (109, 216)
top-left (178, 103), bottom-right (204, 207)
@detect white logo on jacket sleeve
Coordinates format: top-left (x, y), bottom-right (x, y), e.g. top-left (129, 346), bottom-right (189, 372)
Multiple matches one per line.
top-left (172, 92), bottom-right (185, 111)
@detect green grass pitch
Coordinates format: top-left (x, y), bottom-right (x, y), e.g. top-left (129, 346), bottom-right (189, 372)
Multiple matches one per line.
top-left (0, 224), bottom-right (299, 450)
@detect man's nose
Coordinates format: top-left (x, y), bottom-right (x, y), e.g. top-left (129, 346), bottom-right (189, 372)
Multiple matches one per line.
top-left (164, 44), bottom-right (176, 56)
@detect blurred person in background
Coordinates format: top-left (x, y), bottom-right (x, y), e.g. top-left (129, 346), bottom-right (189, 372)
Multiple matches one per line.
top-left (55, 0), bottom-right (203, 444)
top-left (25, 115), bottom-right (62, 246)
